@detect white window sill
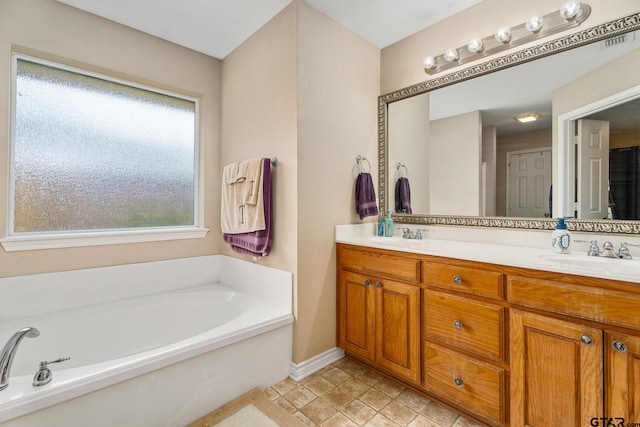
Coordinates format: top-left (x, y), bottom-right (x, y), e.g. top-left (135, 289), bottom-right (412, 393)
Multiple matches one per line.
top-left (0, 228), bottom-right (209, 252)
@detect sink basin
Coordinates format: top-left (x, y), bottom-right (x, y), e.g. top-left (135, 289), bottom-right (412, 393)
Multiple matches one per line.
top-left (537, 253), bottom-right (640, 276)
top-left (366, 236), bottom-right (428, 249)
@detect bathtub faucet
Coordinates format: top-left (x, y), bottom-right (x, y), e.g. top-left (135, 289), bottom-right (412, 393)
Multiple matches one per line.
top-left (0, 327), bottom-right (40, 391)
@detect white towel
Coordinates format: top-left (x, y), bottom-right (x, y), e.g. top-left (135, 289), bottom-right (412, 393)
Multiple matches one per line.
top-left (242, 158), bottom-right (263, 206)
top-left (223, 161), bottom-right (248, 184)
top-left (221, 158), bottom-right (266, 234)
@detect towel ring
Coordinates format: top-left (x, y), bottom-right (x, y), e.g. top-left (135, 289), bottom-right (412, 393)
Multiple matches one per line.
top-left (354, 155), bottom-right (371, 174)
top-left (396, 163), bottom-right (408, 177)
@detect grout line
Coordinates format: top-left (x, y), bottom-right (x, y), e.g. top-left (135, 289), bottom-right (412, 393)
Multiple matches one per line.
top-left (267, 357), bottom-right (482, 427)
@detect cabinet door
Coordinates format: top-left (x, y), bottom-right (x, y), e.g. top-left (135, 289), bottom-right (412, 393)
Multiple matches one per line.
top-left (510, 309), bottom-right (603, 427)
top-left (338, 271), bottom-right (375, 361)
top-left (606, 332), bottom-right (640, 422)
top-left (375, 278), bottom-right (420, 384)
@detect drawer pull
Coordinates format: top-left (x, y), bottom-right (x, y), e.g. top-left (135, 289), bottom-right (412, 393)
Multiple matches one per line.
top-left (375, 281), bottom-right (382, 288)
top-left (453, 275), bottom-right (463, 285)
top-left (580, 334), bottom-right (593, 345)
top-left (454, 377), bottom-right (464, 387)
top-left (613, 341), bottom-right (627, 352)
top-left (364, 279), bottom-right (371, 286)
top-left (453, 320), bottom-right (463, 329)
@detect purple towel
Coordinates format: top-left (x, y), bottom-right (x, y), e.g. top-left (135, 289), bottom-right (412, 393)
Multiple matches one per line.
top-left (395, 177), bottom-right (412, 214)
top-left (355, 172), bottom-right (378, 220)
top-left (223, 158), bottom-right (272, 257)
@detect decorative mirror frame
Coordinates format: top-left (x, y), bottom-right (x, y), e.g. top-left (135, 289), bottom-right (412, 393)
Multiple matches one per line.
top-left (378, 11), bottom-right (640, 234)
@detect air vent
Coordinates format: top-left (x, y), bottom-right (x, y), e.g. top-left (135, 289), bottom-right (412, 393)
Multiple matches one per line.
top-left (601, 32), bottom-right (635, 49)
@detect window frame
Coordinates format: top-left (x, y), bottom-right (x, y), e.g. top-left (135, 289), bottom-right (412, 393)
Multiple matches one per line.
top-left (1, 53), bottom-right (208, 252)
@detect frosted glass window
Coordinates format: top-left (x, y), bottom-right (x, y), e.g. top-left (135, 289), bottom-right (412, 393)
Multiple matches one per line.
top-left (12, 57), bottom-right (197, 234)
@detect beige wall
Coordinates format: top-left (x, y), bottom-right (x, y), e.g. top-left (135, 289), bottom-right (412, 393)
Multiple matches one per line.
top-left (381, 0), bottom-right (640, 94)
top-left (220, 2), bottom-right (298, 273)
top-left (222, 1), bottom-right (379, 363)
top-left (429, 111), bottom-right (482, 215)
top-left (0, 0), bottom-right (221, 277)
top-left (297, 2), bottom-right (379, 361)
top-left (553, 48), bottom-right (640, 117)
top-left (388, 93), bottom-right (430, 213)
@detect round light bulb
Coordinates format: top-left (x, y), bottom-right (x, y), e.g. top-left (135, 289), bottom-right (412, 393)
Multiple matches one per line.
top-left (495, 26), bottom-right (512, 44)
top-left (525, 16), bottom-right (544, 32)
top-left (467, 38), bottom-right (484, 53)
top-left (423, 56), bottom-right (437, 70)
top-left (560, 0), bottom-right (582, 20)
top-left (443, 48), bottom-right (459, 62)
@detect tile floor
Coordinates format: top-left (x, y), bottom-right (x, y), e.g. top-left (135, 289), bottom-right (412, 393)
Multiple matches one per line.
top-left (264, 357), bottom-right (483, 427)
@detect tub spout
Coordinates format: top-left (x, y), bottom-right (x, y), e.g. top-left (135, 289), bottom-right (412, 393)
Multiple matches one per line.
top-left (0, 327), bottom-right (40, 391)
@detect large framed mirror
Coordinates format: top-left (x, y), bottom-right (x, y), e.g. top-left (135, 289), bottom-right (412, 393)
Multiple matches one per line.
top-left (379, 11), bottom-right (640, 233)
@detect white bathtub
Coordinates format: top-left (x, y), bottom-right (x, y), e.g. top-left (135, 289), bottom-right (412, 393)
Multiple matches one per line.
top-left (0, 256), bottom-right (293, 426)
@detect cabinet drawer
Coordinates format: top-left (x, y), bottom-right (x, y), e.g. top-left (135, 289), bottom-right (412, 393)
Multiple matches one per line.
top-left (424, 263), bottom-right (503, 299)
top-left (339, 247), bottom-right (421, 283)
top-left (508, 276), bottom-right (640, 330)
top-left (425, 291), bottom-right (505, 362)
top-left (424, 343), bottom-right (505, 424)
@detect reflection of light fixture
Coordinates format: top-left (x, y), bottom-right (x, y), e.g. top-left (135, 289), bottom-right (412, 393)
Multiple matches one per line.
top-left (467, 38), bottom-right (484, 53)
top-left (526, 16), bottom-right (544, 32)
top-left (495, 26), bottom-right (512, 43)
top-left (423, 1), bottom-right (591, 74)
top-left (516, 113), bottom-right (540, 123)
top-left (443, 48), bottom-right (459, 62)
top-left (560, 0), bottom-right (582, 20)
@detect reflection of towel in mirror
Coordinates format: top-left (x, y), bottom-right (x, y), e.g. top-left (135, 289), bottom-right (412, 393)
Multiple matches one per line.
top-left (395, 177), bottom-right (412, 214)
top-left (223, 159), bottom-right (272, 257)
top-left (221, 158), bottom-right (265, 234)
top-left (355, 172), bottom-right (378, 220)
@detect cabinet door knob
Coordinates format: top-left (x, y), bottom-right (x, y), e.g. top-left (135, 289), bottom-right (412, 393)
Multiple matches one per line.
top-left (375, 281), bottom-right (382, 288)
top-left (454, 320), bottom-right (463, 329)
top-left (454, 377), bottom-right (464, 387)
top-left (580, 334), bottom-right (593, 345)
top-left (453, 275), bottom-right (463, 285)
top-left (364, 279), bottom-right (371, 286)
top-left (613, 341), bottom-right (627, 352)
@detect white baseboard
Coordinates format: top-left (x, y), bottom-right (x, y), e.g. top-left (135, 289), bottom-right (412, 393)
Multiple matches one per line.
top-left (289, 347), bottom-right (345, 382)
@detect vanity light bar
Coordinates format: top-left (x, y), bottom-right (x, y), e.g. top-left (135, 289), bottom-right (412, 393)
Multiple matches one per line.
top-left (423, 2), bottom-right (591, 75)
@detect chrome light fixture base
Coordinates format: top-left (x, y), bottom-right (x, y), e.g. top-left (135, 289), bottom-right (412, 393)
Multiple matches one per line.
top-left (424, 3), bottom-right (590, 75)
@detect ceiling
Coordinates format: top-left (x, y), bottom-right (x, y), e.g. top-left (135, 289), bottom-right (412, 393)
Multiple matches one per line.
top-left (55, 0), bottom-right (482, 59)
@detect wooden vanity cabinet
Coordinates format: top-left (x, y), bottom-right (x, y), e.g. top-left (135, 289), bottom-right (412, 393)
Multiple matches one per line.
top-left (510, 309), bottom-right (603, 426)
top-left (336, 243), bottom-right (640, 427)
top-left (508, 274), bottom-right (640, 426)
top-left (337, 245), bottom-right (421, 384)
top-left (423, 261), bottom-right (507, 426)
top-left (606, 331), bottom-right (640, 422)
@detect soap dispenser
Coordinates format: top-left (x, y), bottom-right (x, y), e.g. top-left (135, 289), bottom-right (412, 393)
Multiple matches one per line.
top-left (384, 211), bottom-right (394, 237)
top-left (551, 217), bottom-right (571, 253)
top-left (377, 214), bottom-right (385, 236)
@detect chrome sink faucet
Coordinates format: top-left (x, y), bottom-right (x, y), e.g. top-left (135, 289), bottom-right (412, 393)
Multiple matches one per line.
top-left (601, 241), bottom-right (617, 258)
top-left (0, 327), bottom-right (40, 391)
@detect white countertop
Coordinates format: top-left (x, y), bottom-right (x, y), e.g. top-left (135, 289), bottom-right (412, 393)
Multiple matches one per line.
top-left (335, 224), bottom-right (640, 284)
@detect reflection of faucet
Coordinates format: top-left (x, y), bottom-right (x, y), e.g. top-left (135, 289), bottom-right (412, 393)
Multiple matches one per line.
top-left (399, 227), bottom-right (414, 239)
top-left (0, 327), bottom-right (40, 391)
top-left (399, 227), bottom-right (427, 239)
